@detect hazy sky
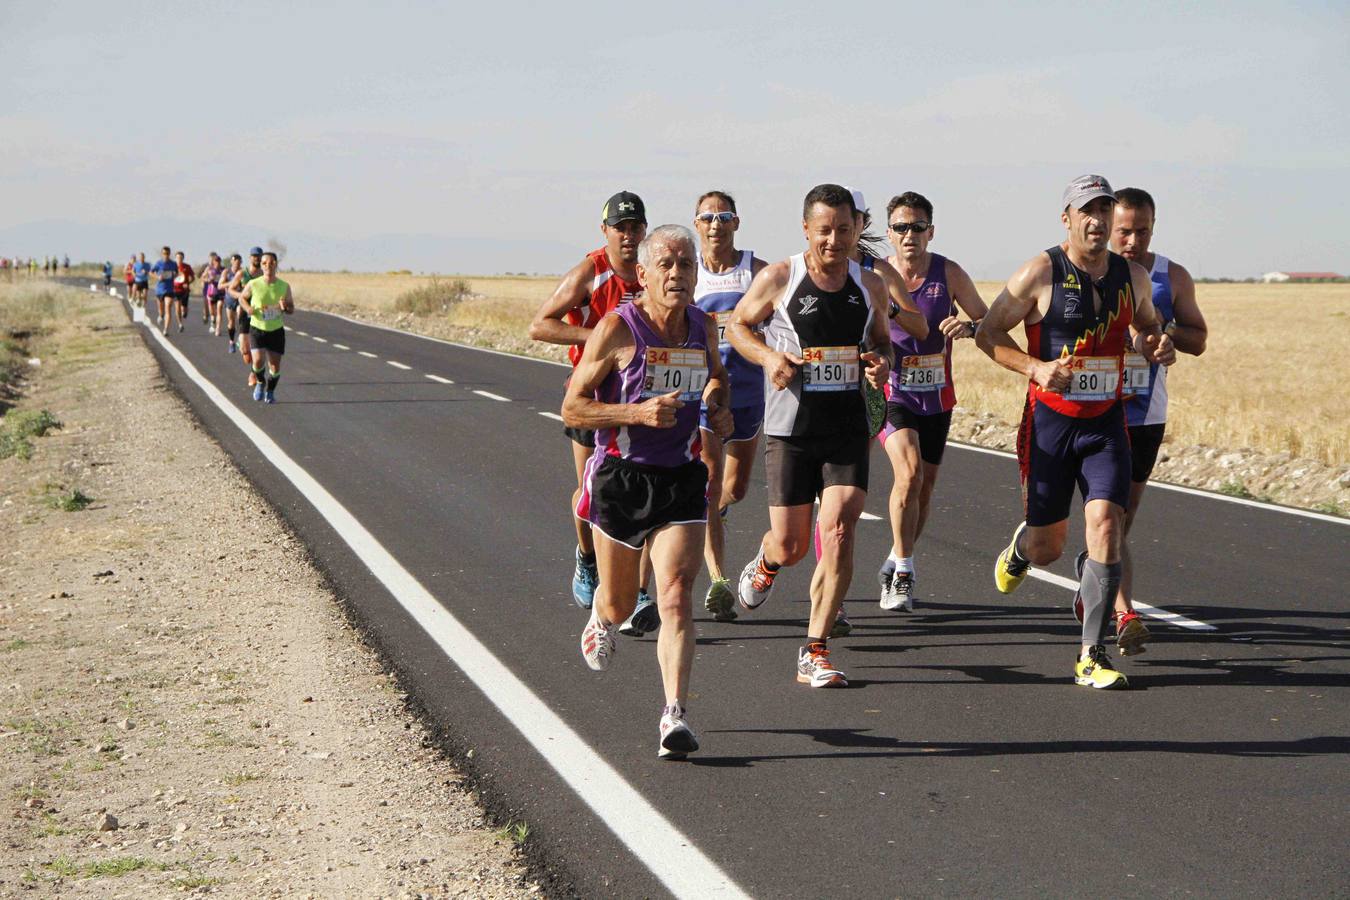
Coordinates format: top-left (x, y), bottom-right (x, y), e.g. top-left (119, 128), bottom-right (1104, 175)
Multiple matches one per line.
top-left (2, 0), bottom-right (1346, 277)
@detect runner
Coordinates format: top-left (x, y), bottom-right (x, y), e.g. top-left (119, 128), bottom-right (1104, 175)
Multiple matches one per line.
top-left (102, 260), bottom-right (113, 288)
top-left (227, 248), bottom-right (265, 384)
top-left (976, 175), bottom-right (1176, 690)
top-left (221, 254), bottom-right (244, 352)
top-left (528, 192), bottom-right (659, 635)
top-left (690, 190), bottom-right (767, 622)
top-left (876, 192), bottom-right (987, 612)
top-left (727, 183), bottom-right (894, 689)
top-left (235, 251), bottom-right (294, 403)
top-left (172, 250), bottom-right (194, 332)
top-left (132, 252), bottom-right (150, 306)
top-left (201, 252), bottom-right (224, 334)
top-left (150, 247), bottom-right (179, 336)
top-left (1087, 186), bottom-right (1207, 654)
top-left (563, 224), bottom-right (731, 759)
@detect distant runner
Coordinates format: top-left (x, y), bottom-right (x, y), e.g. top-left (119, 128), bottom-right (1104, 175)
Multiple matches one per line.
top-left (102, 261), bottom-right (113, 288)
top-left (727, 184), bottom-right (894, 689)
top-left (221, 254), bottom-right (244, 352)
top-left (150, 247), bottom-right (178, 336)
top-left (201, 252), bottom-right (224, 334)
top-left (132, 253), bottom-right (151, 305)
top-left (690, 190), bottom-right (767, 622)
top-left (976, 175), bottom-right (1176, 690)
top-left (236, 251), bottom-right (294, 404)
top-left (564, 224), bottom-right (731, 759)
top-left (173, 250), bottom-right (194, 332)
top-left (876, 192), bottom-right (987, 613)
top-left (228, 248), bottom-right (266, 384)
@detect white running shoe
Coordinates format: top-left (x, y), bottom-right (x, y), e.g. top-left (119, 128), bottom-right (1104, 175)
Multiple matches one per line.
top-left (737, 551), bottom-right (778, 611)
top-left (580, 612), bottom-right (615, 672)
top-left (882, 572), bottom-right (915, 613)
top-left (658, 704), bottom-right (699, 759)
top-left (796, 643), bottom-right (848, 688)
top-left (878, 558), bottom-right (897, 610)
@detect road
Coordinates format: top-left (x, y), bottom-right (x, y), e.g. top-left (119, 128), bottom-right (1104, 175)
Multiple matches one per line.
top-left (98, 283), bottom-right (1349, 898)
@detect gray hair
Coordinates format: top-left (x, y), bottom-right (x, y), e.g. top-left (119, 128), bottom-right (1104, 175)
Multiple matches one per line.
top-left (637, 224), bottom-right (696, 268)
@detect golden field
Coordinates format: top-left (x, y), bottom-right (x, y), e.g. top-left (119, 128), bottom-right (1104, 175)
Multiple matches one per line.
top-left (285, 272), bottom-right (1349, 467)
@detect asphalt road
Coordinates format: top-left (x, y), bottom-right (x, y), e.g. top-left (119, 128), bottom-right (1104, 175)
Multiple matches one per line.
top-left (99, 283), bottom-right (1349, 899)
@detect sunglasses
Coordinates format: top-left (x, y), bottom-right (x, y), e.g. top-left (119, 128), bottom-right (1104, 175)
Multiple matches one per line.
top-left (696, 211), bottom-right (736, 224)
top-left (889, 221), bottom-right (931, 234)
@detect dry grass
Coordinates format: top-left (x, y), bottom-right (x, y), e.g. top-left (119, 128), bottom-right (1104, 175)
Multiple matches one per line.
top-left (285, 272), bottom-right (1349, 466)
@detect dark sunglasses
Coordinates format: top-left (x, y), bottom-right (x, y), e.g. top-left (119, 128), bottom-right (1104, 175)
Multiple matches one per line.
top-left (890, 221), bottom-right (931, 234)
top-left (696, 211), bottom-right (736, 224)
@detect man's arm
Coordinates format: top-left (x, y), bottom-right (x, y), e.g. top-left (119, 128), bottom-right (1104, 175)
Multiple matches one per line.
top-left (282, 284), bottom-right (295, 314)
top-left (860, 268), bottom-right (894, 388)
top-left (1128, 262), bottom-right (1176, 366)
top-left (872, 258), bottom-right (930, 340)
top-left (226, 272), bottom-right (246, 300)
top-left (528, 258), bottom-right (597, 347)
top-left (941, 260), bottom-right (989, 340)
top-left (975, 254), bottom-right (1071, 392)
top-left (750, 255), bottom-right (768, 276)
top-left (562, 314), bottom-right (684, 430)
top-left (237, 281), bottom-right (255, 317)
top-left (727, 262), bottom-right (800, 390)
top-left (700, 311), bottom-right (733, 439)
top-left (1167, 262), bottom-right (1206, 356)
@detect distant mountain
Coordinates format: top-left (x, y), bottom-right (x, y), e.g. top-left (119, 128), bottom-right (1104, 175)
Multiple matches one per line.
top-left (0, 218), bottom-right (575, 275)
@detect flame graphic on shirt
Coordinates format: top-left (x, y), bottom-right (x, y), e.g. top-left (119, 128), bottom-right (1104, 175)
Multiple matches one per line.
top-left (1059, 281), bottom-right (1133, 358)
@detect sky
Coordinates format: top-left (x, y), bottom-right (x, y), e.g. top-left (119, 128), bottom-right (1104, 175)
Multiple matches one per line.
top-left (1, 0), bottom-right (1346, 278)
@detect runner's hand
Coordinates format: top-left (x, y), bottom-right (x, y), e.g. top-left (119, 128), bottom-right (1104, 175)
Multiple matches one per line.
top-left (860, 350), bottom-right (889, 389)
top-left (637, 390), bottom-right (684, 428)
top-left (767, 351), bottom-right (803, 391)
top-left (1032, 358), bottom-right (1072, 392)
top-left (705, 400), bottom-right (733, 440)
top-left (939, 315), bottom-right (970, 340)
top-left (1140, 332), bottom-right (1176, 366)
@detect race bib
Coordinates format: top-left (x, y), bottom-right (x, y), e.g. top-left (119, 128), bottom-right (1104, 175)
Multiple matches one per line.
top-left (642, 347), bottom-right (707, 401)
top-left (260, 306), bottom-right (283, 322)
top-left (713, 311), bottom-right (733, 350)
top-left (801, 346), bottom-right (860, 392)
top-left (1121, 351), bottom-right (1150, 397)
top-left (899, 353), bottom-right (946, 392)
top-left (1063, 355), bottom-right (1120, 401)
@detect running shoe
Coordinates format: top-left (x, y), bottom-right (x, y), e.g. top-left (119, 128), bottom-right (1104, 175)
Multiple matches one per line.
top-left (883, 572), bottom-right (915, 613)
top-left (994, 521), bottom-right (1031, 593)
top-left (580, 611), bottom-right (615, 672)
top-left (658, 704), bottom-right (699, 760)
top-left (252, 383), bottom-right (265, 402)
top-left (264, 391), bottom-right (276, 404)
top-left (830, 606), bottom-right (852, 638)
top-left (877, 558), bottom-right (897, 609)
top-left (796, 643), bottom-right (848, 688)
top-left (1115, 610), bottom-right (1151, 656)
top-left (704, 577), bottom-right (737, 622)
top-left (737, 551), bottom-right (778, 610)
top-left (177, 322), bottom-right (183, 332)
top-left (620, 589), bottom-right (659, 637)
top-left (228, 341), bottom-right (236, 354)
top-left (1073, 644), bottom-right (1129, 689)
top-left (1071, 549), bottom-right (1089, 623)
top-left (571, 548), bottom-right (597, 609)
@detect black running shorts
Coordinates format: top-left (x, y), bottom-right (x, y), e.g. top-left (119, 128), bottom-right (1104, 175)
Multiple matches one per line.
top-left (764, 433), bottom-right (870, 507)
top-left (881, 405), bottom-right (953, 466)
top-left (579, 455), bottom-right (708, 549)
top-left (1128, 423), bottom-right (1166, 483)
top-left (250, 327), bottom-right (286, 355)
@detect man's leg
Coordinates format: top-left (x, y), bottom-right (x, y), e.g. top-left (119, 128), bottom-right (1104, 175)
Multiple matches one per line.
top-left (572, 439), bottom-right (596, 557)
top-left (884, 429), bottom-right (923, 560)
top-left (722, 431), bottom-right (758, 507)
top-left (592, 531), bottom-right (642, 629)
top-left (1117, 479), bottom-right (1148, 615)
top-left (649, 523), bottom-right (703, 706)
top-left (264, 349), bottom-right (282, 400)
top-left (761, 502), bottom-right (814, 570)
top-left (808, 485), bottom-right (866, 640)
top-left (699, 429), bottom-right (726, 580)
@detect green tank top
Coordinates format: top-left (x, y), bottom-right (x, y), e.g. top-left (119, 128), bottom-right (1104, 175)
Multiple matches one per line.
top-left (249, 277), bottom-right (289, 332)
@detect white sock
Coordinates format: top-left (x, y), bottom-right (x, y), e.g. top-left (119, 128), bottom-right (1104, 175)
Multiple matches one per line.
top-left (896, 556), bottom-right (915, 575)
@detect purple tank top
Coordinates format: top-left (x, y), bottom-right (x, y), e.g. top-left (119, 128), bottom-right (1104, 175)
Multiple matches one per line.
top-left (888, 253), bottom-right (956, 415)
top-left (593, 302), bottom-right (710, 467)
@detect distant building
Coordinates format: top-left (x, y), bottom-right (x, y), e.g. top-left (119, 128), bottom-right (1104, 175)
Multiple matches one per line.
top-left (1262, 271), bottom-right (1342, 283)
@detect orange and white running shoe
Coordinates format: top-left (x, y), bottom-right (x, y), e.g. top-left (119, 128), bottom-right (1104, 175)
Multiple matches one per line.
top-left (1115, 610), bottom-right (1151, 656)
top-left (580, 611), bottom-right (615, 672)
top-left (796, 643), bottom-right (848, 688)
top-left (738, 551), bottom-right (779, 611)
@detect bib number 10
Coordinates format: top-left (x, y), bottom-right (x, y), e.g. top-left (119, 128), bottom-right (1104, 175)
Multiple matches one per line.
top-left (643, 348), bottom-right (708, 401)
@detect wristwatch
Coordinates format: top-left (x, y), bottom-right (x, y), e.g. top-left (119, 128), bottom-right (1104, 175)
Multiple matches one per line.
top-left (967, 319), bottom-right (980, 337)
top-left (1164, 321), bottom-right (1177, 337)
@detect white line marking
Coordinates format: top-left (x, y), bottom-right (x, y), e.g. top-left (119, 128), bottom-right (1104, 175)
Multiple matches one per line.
top-left (387, 360), bottom-right (411, 370)
top-left (946, 439), bottom-right (1346, 525)
top-left (424, 374), bottom-right (454, 384)
top-left (859, 511), bottom-right (882, 521)
top-left (1027, 569), bottom-right (1216, 631)
top-left (333, 343), bottom-right (350, 350)
top-left (295, 330), bottom-right (309, 336)
top-left (311, 336), bottom-right (328, 344)
top-left (134, 312), bottom-right (747, 899)
top-left (473, 390), bottom-right (510, 402)
top-left (358, 351), bottom-right (378, 359)
top-left (538, 412), bottom-right (564, 422)
top-left (316, 309), bottom-right (570, 368)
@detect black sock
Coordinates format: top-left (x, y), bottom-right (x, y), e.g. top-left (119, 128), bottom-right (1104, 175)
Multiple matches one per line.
top-left (578, 549), bottom-right (596, 566)
top-left (227, 326), bottom-right (235, 341)
top-left (266, 372), bottom-right (280, 391)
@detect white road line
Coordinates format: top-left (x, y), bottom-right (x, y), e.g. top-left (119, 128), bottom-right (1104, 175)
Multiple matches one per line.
top-left (538, 412), bottom-right (565, 422)
top-left (295, 330), bottom-right (309, 336)
top-left (473, 390), bottom-right (510, 402)
top-left (358, 351), bottom-right (378, 359)
top-left (317, 309), bottom-right (570, 368)
top-left (424, 374), bottom-right (454, 384)
top-left (859, 511), bottom-right (882, 521)
top-left (1027, 569), bottom-right (1216, 631)
top-left (134, 313), bottom-right (747, 899)
top-left (311, 336), bottom-right (329, 344)
top-left (333, 344), bottom-right (350, 350)
top-left (387, 361), bottom-right (411, 370)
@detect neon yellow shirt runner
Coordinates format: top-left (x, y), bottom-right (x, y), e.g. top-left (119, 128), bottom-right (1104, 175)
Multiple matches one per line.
top-left (249, 277), bottom-right (289, 332)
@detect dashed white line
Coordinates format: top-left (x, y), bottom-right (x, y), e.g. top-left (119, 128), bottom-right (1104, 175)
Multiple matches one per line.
top-left (424, 374), bottom-right (454, 384)
top-left (1027, 569), bottom-right (1216, 631)
top-left (333, 343), bottom-right (350, 350)
top-left (538, 411), bottom-right (564, 422)
top-left (295, 330), bottom-right (309, 336)
top-left (387, 361), bottom-right (411, 370)
top-left (473, 390), bottom-right (510, 402)
top-left (859, 511), bottom-right (882, 521)
top-left (358, 351), bottom-right (378, 359)
top-left (311, 336), bottom-right (328, 344)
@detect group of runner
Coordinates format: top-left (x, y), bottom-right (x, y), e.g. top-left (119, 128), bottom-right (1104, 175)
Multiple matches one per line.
top-left (1, 256), bottom-right (67, 276)
top-left (120, 245), bottom-right (296, 403)
top-left (534, 177), bottom-right (1206, 758)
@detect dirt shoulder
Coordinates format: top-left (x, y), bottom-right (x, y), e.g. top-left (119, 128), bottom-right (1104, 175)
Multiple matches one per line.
top-left (1, 287), bottom-right (536, 897)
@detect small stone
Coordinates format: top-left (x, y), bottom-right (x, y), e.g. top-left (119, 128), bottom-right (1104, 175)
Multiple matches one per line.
top-left (98, 812), bottom-right (119, 831)
top-left (306, 751), bottom-right (331, 761)
top-left (302, 696), bottom-right (313, 703)
top-left (175, 822), bottom-right (189, 833)
top-left (24, 797), bottom-right (42, 809)
top-left (117, 719), bottom-right (134, 731)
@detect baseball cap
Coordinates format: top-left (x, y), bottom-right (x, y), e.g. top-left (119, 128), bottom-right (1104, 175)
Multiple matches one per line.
top-left (1062, 175), bottom-right (1115, 210)
top-left (601, 191), bottom-right (646, 226)
top-left (249, 246), bottom-right (264, 257)
top-left (845, 186), bottom-right (866, 215)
